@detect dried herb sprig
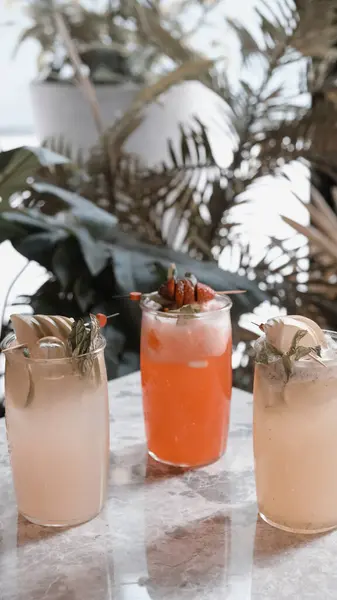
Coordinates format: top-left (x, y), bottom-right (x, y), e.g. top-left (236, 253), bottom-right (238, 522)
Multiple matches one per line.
top-left (68, 314), bottom-right (103, 377)
top-left (255, 328), bottom-right (322, 382)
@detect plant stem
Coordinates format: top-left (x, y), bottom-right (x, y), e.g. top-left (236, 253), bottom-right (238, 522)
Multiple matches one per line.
top-left (0, 263), bottom-right (28, 340)
top-left (53, 11), bottom-right (104, 137)
top-left (53, 9), bottom-right (117, 209)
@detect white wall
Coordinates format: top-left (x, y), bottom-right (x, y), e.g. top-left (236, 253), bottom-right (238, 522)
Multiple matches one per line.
top-left (0, 0), bottom-right (267, 134)
top-left (0, 4), bottom-right (37, 133)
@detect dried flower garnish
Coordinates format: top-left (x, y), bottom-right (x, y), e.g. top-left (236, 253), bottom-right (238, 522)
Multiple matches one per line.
top-left (255, 327), bottom-right (322, 382)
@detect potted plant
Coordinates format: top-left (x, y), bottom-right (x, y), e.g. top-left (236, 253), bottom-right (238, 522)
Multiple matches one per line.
top-left (11, 0), bottom-right (221, 163)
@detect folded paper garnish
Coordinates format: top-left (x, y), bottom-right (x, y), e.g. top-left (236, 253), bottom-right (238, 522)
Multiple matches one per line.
top-left (6, 313), bottom-right (119, 378)
top-left (254, 315), bottom-right (326, 381)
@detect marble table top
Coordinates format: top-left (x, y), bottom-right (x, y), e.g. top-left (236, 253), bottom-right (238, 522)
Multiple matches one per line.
top-left (1, 373), bottom-right (337, 599)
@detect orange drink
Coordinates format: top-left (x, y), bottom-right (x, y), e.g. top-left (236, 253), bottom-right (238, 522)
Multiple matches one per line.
top-left (141, 295), bottom-right (232, 467)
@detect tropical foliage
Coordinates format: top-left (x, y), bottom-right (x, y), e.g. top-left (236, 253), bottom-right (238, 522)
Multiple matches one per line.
top-left (0, 146), bottom-right (265, 387)
top-left (2, 0), bottom-right (337, 401)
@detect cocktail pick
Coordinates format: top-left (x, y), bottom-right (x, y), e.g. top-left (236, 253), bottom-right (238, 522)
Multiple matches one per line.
top-left (110, 290), bottom-right (246, 302)
top-left (217, 290), bottom-right (247, 295)
top-left (95, 313), bottom-right (120, 328)
top-left (308, 351), bottom-right (327, 367)
top-left (1, 343), bottom-right (26, 354)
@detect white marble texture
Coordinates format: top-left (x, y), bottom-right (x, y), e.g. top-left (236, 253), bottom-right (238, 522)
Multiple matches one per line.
top-left (0, 372), bottom-right (337, 599)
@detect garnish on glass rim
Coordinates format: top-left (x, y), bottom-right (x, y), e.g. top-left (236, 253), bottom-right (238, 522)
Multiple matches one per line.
top-left (68, 315), bottom-right (103, 377)
top-left (255, 327), bottom-right (324, 381)
top-left (108, 263), bottom-right (246, 313)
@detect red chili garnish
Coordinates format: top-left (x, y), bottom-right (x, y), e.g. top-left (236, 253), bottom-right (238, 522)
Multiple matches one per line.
top-left (159, 271), bottom-right (216, 306)
top-left (158, 265), bottom-right (232, 307)
top-left (196, 282), bottom-right (216, 303)
top-left (96, 313), bottom-right (107, 328)
top-left (167, 277), bottom-right (176, 299)
top-left (175, 279), bottom-right (185, 308)
top-left (159, 277), bottom-right (176, 300)
top-left (183, 278), bottom-right (195, 305)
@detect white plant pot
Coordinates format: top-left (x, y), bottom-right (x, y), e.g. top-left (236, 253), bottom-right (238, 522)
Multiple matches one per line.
top-left (30, 80), bottom-right (229, 167)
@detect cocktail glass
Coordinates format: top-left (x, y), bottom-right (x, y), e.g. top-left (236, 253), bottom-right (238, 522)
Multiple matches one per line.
top-left (140, 294), bottom-right (232, 467)
top-left (2, 332), bottom-right (109, 527)
top-left (254, 330), bottom-right (337, 534)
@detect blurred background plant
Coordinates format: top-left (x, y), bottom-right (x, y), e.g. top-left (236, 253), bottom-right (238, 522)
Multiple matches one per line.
top-left (2, 0), bottom-right (337, 413)
top-left (6, 0), bottom-right (223, 159)
top-left (9, 0), bottom-right (220, 83)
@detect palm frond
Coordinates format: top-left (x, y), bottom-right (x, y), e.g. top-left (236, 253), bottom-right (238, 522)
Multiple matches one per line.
top-left (276, 184), bottom-right (337, 329)
top-left (83, 121), bottom-right (235, 257)
top-left (293, 0), bottom-right (337, 59)
top-left (104, 58), bottom-right (213, 156)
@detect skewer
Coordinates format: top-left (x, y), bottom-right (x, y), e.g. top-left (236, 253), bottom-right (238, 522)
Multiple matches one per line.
top-left (1, 344), bottom-right (26, 354)
top-left (309, 351), bottom-right (327, 367)
top-left (217, 290), bottom-right (247, 295)
top-left (111, 290), bottom-right (246, 301)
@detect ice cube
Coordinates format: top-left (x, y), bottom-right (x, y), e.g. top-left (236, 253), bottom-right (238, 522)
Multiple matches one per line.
top-left (142, 311), bottom-right (231, 363)
top-left (33, 336), bottom-right (68, 359)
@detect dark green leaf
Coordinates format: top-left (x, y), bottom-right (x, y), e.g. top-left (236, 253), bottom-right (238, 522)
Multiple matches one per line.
top-left (72, 227), bottom-right (110, 277)
top-left (14, 231), bottom-right (67, 265)
top-left (51, 237), bottom-right (92, 293)
top-left (73, 275), bottom-right (95, 313)
top-left (0, 218), bottom-right (27, 243)
top-left (1, 210), bottom-right (59, 232)
top-left (52, 242), bottom-right (75, 290)
top-left (151, 262), bottom-right (168, 280)
top-left (31, 182), bottom-right (115, 221)
top-left (30, 182), bottom-right (119, 240)
top-left (0, 147), bottom-right (69, 210)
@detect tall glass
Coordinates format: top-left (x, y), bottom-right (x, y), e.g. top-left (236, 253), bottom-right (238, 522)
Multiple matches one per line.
top-left (254, 331), bottom-right (337, 534)
top-left (140, 295), bottom-right (232, 467)
top-left (2, 333), bottom-right (109, 527)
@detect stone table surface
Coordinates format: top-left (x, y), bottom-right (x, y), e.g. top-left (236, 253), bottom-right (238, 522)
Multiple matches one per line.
top-left (1, 373), bottom-right (337, 599)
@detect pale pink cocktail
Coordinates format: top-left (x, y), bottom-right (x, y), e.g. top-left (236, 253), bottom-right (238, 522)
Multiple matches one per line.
top-left (2, 331), bottom-right (109, 527)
